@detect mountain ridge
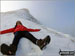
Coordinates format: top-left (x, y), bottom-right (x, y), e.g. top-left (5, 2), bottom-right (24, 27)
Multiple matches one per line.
top-left (0, 8), bottom-right (75, 56)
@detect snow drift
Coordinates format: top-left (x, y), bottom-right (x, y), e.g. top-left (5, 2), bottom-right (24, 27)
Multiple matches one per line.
top-left (0, 8), bottom-right (75, 56)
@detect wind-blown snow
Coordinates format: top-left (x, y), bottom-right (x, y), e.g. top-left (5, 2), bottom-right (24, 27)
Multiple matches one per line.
top-left (0, 9), bottom-right (75, 56)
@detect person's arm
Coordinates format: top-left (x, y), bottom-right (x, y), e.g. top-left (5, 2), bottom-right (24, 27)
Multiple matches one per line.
top-left (0, 28), bottom-right (14, 34)
top-left (26, 28), bottom-right (41, 32)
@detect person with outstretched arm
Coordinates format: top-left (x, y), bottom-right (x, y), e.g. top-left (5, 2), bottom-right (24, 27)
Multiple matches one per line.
top-left (0, 21), bottom-right (50, 55)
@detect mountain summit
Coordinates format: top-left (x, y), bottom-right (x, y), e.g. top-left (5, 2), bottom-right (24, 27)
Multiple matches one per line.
top-left (0, 8), bottom-right (75, 56)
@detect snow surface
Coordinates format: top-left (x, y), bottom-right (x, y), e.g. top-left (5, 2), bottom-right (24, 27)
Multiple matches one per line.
top-left (0, 9), bottom-right (75, 56)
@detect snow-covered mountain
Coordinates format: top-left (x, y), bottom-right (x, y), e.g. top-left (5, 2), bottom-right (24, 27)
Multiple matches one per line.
top-left (0, 8), bottom-right (75, 56)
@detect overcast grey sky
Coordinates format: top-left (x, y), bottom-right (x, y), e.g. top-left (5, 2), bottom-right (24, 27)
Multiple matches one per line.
top-left (1, 1), bottom-right (75, 37)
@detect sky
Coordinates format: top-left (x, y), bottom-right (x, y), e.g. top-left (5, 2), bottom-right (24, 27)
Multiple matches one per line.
top-left (1, 0), bottom-right (75, 37)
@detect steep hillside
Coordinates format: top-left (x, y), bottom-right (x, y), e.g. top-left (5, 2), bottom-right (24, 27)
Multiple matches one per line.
top-left (0, 9), bottom-right (75, 56)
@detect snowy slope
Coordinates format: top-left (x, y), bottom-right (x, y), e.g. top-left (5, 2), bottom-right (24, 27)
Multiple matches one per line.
top-left (0, 9), bottom-right (75, 56)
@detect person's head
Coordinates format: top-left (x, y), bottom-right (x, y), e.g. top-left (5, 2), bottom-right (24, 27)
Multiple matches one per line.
top-left (14, 21), bottom-right (23, 28)
top-left (16, 21), bottom-right (22, 26)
